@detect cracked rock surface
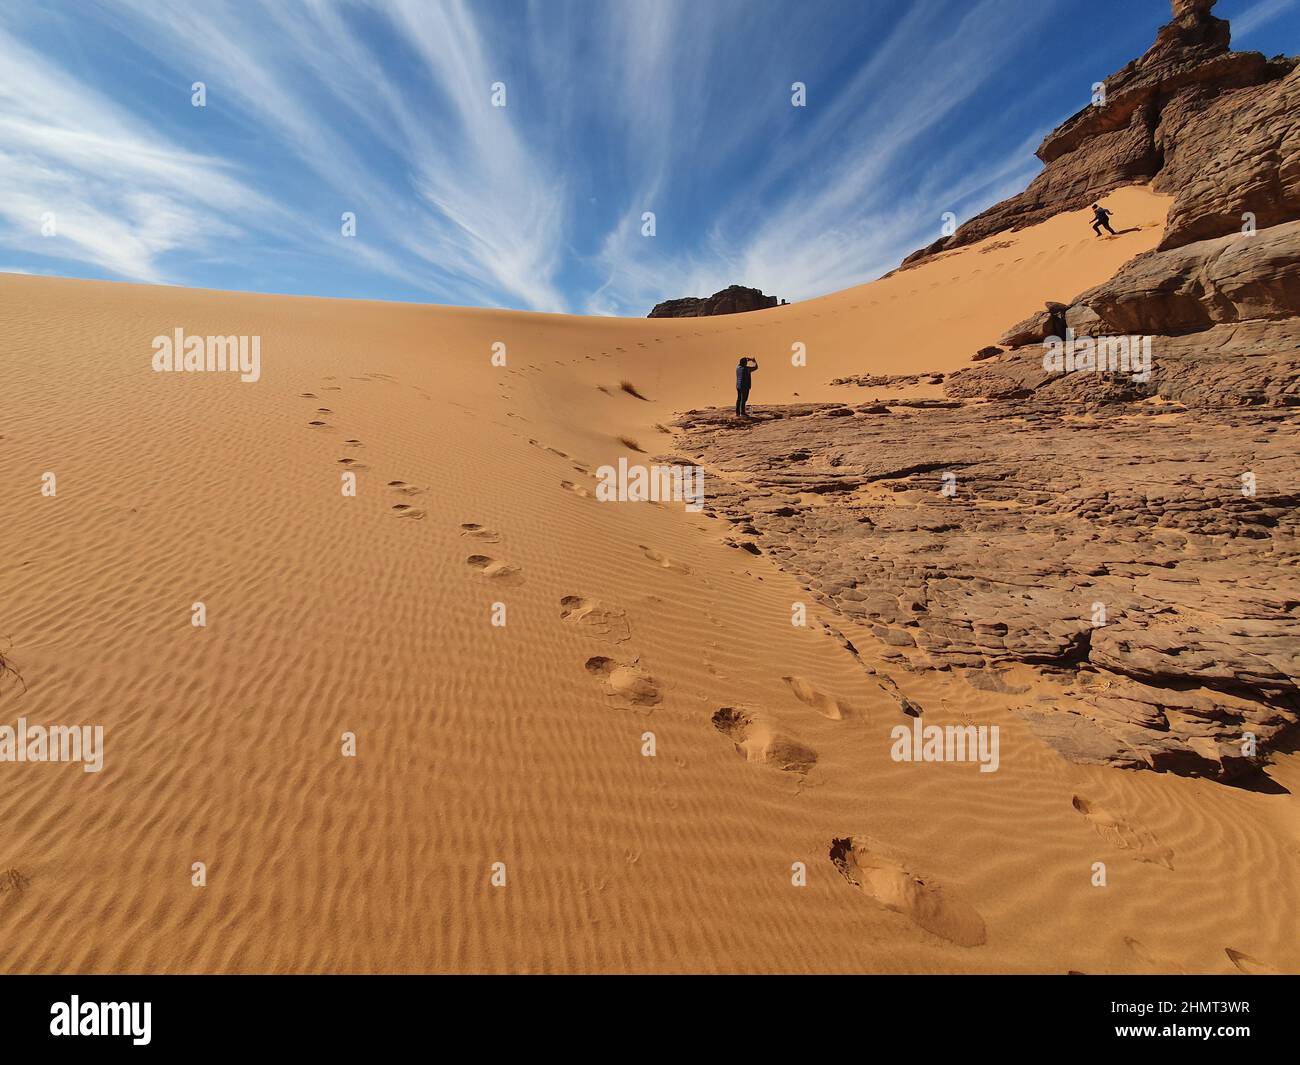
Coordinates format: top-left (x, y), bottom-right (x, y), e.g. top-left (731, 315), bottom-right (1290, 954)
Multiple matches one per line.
top-left (671, 400), bottom-right (1298, 780)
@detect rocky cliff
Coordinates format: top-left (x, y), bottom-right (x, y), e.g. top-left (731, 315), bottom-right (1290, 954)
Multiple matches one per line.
top-left (903, 0), bottom-right (1298, 265)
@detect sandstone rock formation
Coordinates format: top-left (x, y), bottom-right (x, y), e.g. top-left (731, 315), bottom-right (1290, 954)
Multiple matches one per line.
top-left (902, 0), bottom-right (1298, 265)
top-left (670, 399), bottom-right (1298, 781)
top-left (666, 0), bottom-right (1300, 782)
top-left (648, 284), bottom-right (780, 318)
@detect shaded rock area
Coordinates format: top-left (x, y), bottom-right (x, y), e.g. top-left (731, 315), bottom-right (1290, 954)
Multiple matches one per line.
top-left (902, 0), bottom-right (1298, 265)
top-left (671, 400), bottom-right (1298, 781)
top-left (648, 285), bottom-right (781, 318)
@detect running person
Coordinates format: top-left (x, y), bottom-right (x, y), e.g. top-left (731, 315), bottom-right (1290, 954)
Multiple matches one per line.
top-left (1091, 203), bottom-right (1116, 236)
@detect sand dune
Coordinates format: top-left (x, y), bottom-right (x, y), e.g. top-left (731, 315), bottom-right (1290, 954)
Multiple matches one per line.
top-left (3, 185), bottom-right (1298, 974)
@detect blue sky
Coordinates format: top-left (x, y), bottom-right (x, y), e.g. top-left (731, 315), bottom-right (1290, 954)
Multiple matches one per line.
top-left (1, 0), bottom-right (1297, 315)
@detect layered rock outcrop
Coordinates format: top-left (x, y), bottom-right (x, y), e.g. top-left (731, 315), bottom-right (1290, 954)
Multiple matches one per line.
top-left (666, 0), bottom-right (1300, 781)
top-left (903, 0), bottom-right (1298, 264)
top-left (670, 399), bottom-right (1298, 781)
top-left (648, 285), bottom-right (780, 318)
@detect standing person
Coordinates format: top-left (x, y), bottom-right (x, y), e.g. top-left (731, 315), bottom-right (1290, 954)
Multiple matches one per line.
top-left (1091, 203), bottom-right (1116, 237)
top-left (735, 356), bottom-right (758, 418)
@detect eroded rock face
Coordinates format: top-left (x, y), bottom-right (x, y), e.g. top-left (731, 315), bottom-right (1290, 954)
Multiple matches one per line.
top-left (670, 401), bottom-right (1298, 781)
top-left (648, 285), bottom-right (780, 318)
top-left (1154, 64), bottom-right (1300, 249)
top-left (902, 0), bottom-right (1298, 265)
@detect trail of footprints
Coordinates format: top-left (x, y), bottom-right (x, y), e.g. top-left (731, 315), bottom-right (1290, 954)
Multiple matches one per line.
top-left (559, 494), bottom-right (995, 948)
top-left (301, 384), bottom-right (439, 522)
top-left (297, 385), bottom-right (1248, 968)
top-left (459, 518), bottom-right (520, 583)
top-left (562, 593), bottom-right (660, 709)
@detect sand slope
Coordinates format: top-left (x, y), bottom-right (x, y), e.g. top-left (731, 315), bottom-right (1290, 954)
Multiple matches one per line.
top-left (3, 185), bottom-right (1297, 974)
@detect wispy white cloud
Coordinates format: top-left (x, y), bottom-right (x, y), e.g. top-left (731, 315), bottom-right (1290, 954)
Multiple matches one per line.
top-left (382, 0), bottom-right (568, 310)
top-left (80, 0), bottom-right (567, 309)
top-left (4, 0), bottom-right (1255, 314)
top-left (582, 0), bottom-right (1063, 313)
top-left (0, 21), bottom-right (273, 282)
top-left (1232, 0), bottom-right (1296, 39)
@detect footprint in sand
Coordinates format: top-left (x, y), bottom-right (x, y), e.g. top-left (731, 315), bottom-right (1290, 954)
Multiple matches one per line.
top-left (782, 675), bottom-right (846, 720)
top-left (391, 504), bottom-right (426, 520)
top-left (466, 554), bottom-right (524, 584)
top-left (308, 420), bottom-right (329, 428)
top-left (387, 480), bottom-right (426, 496)
top-left (560, 479), bottom-right (593, 499)
top-left (584, 656), bottom-right (661, 708)
top-left (711, 707), bottom-right (817, 774)
top-left (0, 867), bottom-right (32, 894)
top-left (830, 836), bottom-right (986, 947)
top-left (460, 522), bottom-right (501, 544)
top-left (1225, 947), bottom-right (1281, 975)
top-left (1071, 796), bottom-right (1173, 868)
top-left (528, 439), bottom-right (570, 459)
top-left (560, 596), bottom-right (631, 642)
top-left (1123, 936), bottom-right (1184, 974)
top-left (638, 545), bottom-right (691, 574)
top-left (344, 439), bottom-right (364, 448)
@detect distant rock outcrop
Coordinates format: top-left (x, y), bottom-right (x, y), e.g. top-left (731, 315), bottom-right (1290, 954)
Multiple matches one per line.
top-left (902, 0), bottom-right (1298, 265)
top-left (648, 285), bottom-right (780, 318)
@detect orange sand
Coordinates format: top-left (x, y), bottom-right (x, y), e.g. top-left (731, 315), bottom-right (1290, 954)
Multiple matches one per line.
top-left (2, 185), bottom-right (1297, 974)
